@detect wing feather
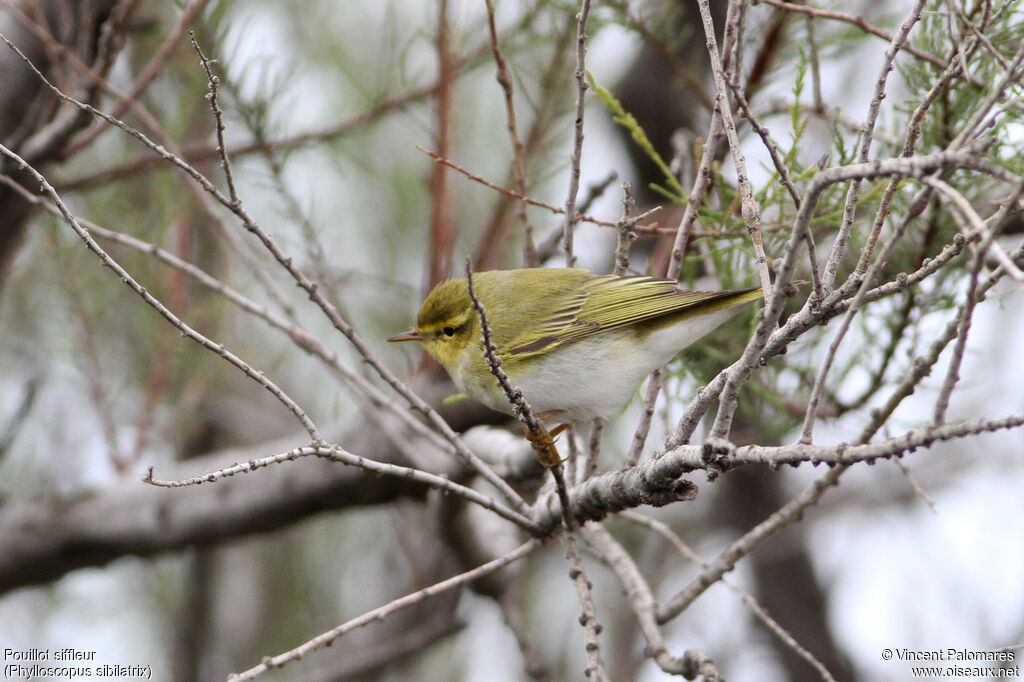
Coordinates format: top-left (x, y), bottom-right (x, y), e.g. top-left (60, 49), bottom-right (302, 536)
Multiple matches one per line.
top-left (505, 273), bottom-right (760, 357)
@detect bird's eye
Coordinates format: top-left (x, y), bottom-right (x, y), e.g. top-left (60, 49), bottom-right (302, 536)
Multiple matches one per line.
top-left (442, 326), bottom-right (456, 337)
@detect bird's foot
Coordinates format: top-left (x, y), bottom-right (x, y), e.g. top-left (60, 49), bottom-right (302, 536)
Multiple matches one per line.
top-left (523, 422), bottom-right (570, 468)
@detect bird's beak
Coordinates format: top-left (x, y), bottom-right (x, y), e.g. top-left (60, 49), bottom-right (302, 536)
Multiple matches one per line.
top-left (387, 328), bottom-right (427, 343)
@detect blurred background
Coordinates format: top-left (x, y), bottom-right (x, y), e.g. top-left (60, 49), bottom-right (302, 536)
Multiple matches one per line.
top-left (0, 1), bottom-right (1022, 680)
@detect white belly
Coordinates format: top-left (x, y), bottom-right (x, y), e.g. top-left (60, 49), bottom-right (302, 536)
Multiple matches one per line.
top-left (461, 304), bottom-right (748, 422)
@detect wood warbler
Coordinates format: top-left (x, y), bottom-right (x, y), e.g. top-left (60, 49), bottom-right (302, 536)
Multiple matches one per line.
top-left (388, 267), bottom-right (762, 422)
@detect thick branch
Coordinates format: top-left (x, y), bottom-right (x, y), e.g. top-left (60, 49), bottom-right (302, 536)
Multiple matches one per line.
top-left (535, 414), bottom-right (1023, 531)
top-left (0, 418), bottom-right (451, 594)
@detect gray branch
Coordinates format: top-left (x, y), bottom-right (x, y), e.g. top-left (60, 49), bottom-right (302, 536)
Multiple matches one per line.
top-left (0, 418), bottom-right (449, 594)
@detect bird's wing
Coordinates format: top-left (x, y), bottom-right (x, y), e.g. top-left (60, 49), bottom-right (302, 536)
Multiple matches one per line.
top-left (499, 282), bottom-right (590, 357)
top-left (505, 275), bottom-right (760, 357)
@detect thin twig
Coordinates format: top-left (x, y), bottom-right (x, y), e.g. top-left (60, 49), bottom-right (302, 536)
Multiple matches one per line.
top-left (463, 259), bottom-right (576, 518)
top-left (0, 380), bottom-right (37, 460)
top-left (612, 182), bottom-right (638, 276)
top-left (561, 0), bottom-right (594, 267)
top-left (621, 513), bottom-right (837, 682)
top-left (805, 14), bottom-right (824, 109)
top-left (465, 261), bottom-right (550, 458)
top-left (822, 0), bottom-right (928, 292)
top-left (697, 0), bottom-right (772, 297)
top-left (428, 0), bottom-right (456, 287)
top-left (577, 171), bottom-right (620, 217)
top-left (66, 0), bottom-right (212, 155)
top-left (190, 32), bottom-right (239, 203)
top-left (660, 0), bottom-right (754, 282)
top-left (894, 458), bottom-right (938, 512)
top-left (611, 183), bottom-right (664, 468)
top-left (729, 82), bottom-right (822, 297)
top-left (731, 92), bottom-right (801, 208)
top-left (237, 107), bottom-right (343, 307)
top-left (62, 278), bottom-right (124, 465)
top-left (464, 259), bottom-right (608, 677)
top-left (497, 591), bottom-right (553, 681)
top-left (656, 462), bottom-right (839, 623)
top-left (757, 0), bottom-right (976, 78)
top-left (143, 444), bottom-right (537, 531)
top-left (564, 530), bottom-right (609, 681)
top-left (666, 106), bottom-right (723, 278)
top-left (0, 142), bottom-right (323, 442)
top-left (584, 525), bottom-right (720, 678)
top-left (664, 415), bottom-right (1024, 471)
top-left (0, 34), bottom-right (531, 516)
top-left (566, 425), bottom-right (580, 486)
top-left (484, 0), bottom-right (538, 266)
top-left (931, 253), bottom-right (984, 426)
top-left (838, 289), bottom-right (916, 413)
top-left (584, 419), bottom-right (603, 482)
top-left (476, 13), bottom-right (576, 269)
top-left (418, 147), bottom-right (659, 232)
top-left (227, 539), bottom-right (542, 681)
top-left (624, 371), bottom-right (662, 469)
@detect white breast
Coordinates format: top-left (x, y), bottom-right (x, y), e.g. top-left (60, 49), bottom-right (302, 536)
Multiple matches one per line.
top-left (513, 304), bottom-right (750, 421)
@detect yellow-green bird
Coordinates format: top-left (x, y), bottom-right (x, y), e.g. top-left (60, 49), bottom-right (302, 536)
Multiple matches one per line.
top-left (388, 267), bottom-right (762, 423)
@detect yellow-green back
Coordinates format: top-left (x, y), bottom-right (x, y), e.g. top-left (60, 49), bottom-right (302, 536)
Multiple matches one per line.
top-left (411, 268), bottom-right (760, 373)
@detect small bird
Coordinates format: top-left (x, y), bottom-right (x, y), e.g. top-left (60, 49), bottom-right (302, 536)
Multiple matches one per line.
top-left (388, 267), bottom-right (762, 423)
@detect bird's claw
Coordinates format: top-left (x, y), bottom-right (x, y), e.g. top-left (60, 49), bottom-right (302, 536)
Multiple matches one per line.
top-left (524, 422), bottom-right (569, 468)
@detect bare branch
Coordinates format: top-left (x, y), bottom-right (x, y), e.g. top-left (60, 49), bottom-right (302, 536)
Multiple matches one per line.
top-left (66, 0), bottom-right (212, 155)
top-left (190, 31), bottom-right (240, 204)
top-left (822, 0), bottom-right (928, 292)
top-left (0, 142), bottom-right (323, 442)
top-left (0, 173), bottom-right (458, 470)
top-left (757, 0), bottom-right (968, 76)
top-left (696, 0), bottom-right (772, 296)
top-left (484, 0), bottom-right (538, 266)
top-left (418, 147), bottom-right (660, 232)
top-left (584, 524), bottom-right (718, 678)
top-left (708, 145), bottom-right (992, 443)
top-left (564, 531), bottom-right (609, 681)
top-left (560, 0), bottom-right (594, 267)
top-left (0, 29), bottom-right (531, 516)
top-left (672, 415), bottom-right (1024, 471)
top-left (227, 540), bottom-right (541, 681)
top-left (144, 444), bottom-right (536, 531)
top-left (622, 513), bottom-right (837, 682)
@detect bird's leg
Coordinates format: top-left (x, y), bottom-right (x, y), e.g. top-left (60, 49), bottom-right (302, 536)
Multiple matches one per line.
top-left (523, 421), bottom-right (571, 468)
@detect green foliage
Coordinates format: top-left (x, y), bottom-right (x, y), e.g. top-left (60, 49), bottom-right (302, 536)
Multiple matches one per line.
top-left (586, 71), bottom-right (686, 202)
top-left (880, 0), bottom-right (1024, 282)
